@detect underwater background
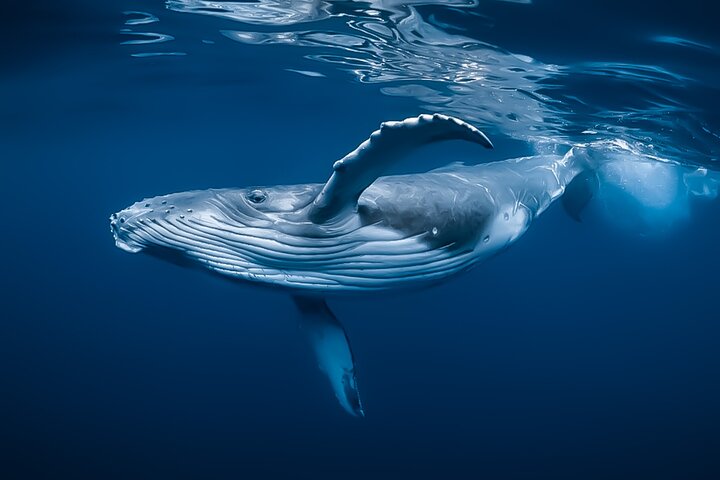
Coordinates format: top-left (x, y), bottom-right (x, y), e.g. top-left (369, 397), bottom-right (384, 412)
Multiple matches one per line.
top-left (2, 0), bottom-right (719, 478)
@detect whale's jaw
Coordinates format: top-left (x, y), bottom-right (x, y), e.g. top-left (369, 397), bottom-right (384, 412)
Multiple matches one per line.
top-left (113, 235), bottom-right (144, 253)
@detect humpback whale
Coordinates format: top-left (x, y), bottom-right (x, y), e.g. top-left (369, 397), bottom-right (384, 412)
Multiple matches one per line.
top-left (110, 114), bottom-right (693, 416)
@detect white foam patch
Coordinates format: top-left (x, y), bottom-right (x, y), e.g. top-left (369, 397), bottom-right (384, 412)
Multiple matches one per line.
top-left (560, 137), bottom-right (720, 233)
top-left (594, 155), bottom-right (719, 232)
top-left (599, 159), bottom-right (681, 210)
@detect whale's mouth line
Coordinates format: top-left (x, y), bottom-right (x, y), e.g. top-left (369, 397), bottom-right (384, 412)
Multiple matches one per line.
top-left (112, 225), bottom-right (145, 253)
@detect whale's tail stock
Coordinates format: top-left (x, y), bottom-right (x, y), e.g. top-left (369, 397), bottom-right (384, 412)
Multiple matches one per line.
top-left (561, 140), bottom-right (719, 231)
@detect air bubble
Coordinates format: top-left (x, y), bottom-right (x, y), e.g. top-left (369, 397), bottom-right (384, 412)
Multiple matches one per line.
top-left (165, 209), bottom-right (170, 214)
top-left (483, 235), bottom-right (490, 243)
top-left (503, 213), bottom-right (509, 221)
top-left (120, 218), bottom-right (125, 223)
top-left (145, 203), bottom-right (150, 207)
top-left (179, 214), bottom-right (185, 219)
top-left (161, 201), bottom-right (167, 205)
top-left (431, 227), bottom-right (438, 236)
top-left (187, 209), bottom-right (193, 213)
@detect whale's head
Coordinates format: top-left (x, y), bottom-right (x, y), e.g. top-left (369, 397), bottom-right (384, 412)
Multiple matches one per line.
top-left (110, 184), bottom-right (327, 272)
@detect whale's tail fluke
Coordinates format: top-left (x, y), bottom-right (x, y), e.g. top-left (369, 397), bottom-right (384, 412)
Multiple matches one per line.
top-left (562, 141), bottom-right (719, 231)
top-left (562, 168), bottom-right (600, 222)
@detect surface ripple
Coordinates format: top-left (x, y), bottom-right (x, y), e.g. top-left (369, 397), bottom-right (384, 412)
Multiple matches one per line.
top-left (162, 0), bottom-right (719, 168)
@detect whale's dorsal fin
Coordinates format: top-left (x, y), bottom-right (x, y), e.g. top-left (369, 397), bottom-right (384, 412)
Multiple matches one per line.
top-left (308, 113), bottom-right (493, 223)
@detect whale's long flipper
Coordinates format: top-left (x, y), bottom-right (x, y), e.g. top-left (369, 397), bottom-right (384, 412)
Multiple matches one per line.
top-left (293, 296), bottom-right (364, 417)
top-left (308, 113), bottom-right (493, 223)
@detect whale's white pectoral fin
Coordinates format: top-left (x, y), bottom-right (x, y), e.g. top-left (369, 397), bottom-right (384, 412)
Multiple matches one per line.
top-left (293, 296), bottom-right (364, 417)
top-left (308, 113), bottom-right (493, 223)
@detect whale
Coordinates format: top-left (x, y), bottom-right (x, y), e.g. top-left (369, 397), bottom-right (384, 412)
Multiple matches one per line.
top-left (109, 114), bottom-right (657, 416)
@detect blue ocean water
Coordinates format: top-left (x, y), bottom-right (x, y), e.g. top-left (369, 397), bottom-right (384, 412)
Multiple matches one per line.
top-left (2, 0), bottom-right (719, 478)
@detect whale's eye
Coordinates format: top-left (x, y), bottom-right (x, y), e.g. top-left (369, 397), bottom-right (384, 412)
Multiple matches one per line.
top-left (247, 189), bottom-right (267, 204)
